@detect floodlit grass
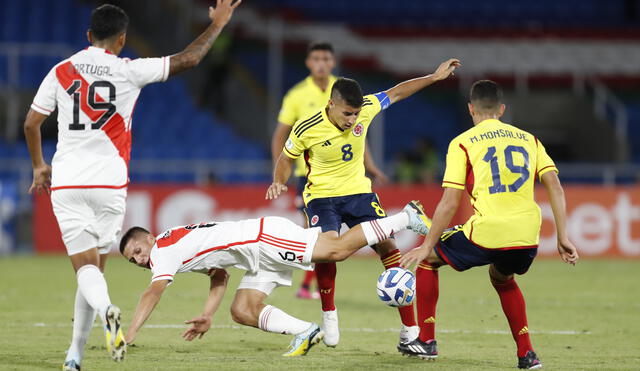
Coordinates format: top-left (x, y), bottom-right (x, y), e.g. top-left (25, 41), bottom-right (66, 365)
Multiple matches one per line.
top-left (0, 256), bottom-right (638, 370)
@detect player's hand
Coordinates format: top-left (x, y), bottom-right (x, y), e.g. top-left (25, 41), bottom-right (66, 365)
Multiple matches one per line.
top-left (265, 182), bottom-right (288, 200)
top-left (432, 58), bottom-right (461, 81)
top-left (182, 316), bottom-right (211, 341)
top-left (399, 246), bottom-right (430, 270)
top-left (557, 237), bottom-right (579, 266)
top-left (125, 331), bottom-right (136, 346)
top-left (209, 0), bottom-right (242, 28)
top-left (28, 164), bottom-right (52, 195)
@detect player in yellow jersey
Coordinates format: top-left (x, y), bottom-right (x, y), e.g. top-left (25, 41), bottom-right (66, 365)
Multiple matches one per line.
top-left (399, 80), bottom-right (579, 369)
top-left (266, 58), bottom-right (461, 349)
top-left (271, 42), bottom-right (388, 300)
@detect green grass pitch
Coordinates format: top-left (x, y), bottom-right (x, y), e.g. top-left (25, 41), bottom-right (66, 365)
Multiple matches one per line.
top-left (0, 256), bottom-right (638, 370)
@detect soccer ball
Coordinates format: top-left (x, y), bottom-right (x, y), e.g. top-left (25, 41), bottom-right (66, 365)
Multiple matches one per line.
top-left (376, 267), bottom-right (416, 307)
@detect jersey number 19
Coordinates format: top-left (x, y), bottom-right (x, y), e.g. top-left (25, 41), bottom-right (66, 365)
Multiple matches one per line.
top-left (483, 145), bottom-right (530, 194)
top-left (66, 80), bottom-right (117, 130)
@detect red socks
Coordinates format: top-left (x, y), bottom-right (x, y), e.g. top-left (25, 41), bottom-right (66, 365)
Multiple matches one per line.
top-left (301, 270), bottom-right (315, 289)
top-left (382, 250), bottom-right (417, 327)
top-left (492, 278), bottom-right (533, 357)
top-left (416, 262), bottom-right (439, 342)
top-left (315, 262), bottom-right (336, 311)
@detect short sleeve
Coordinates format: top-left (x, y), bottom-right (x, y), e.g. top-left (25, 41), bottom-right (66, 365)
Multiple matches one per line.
top-left (282, 128), bottom-right (306, 159)
top-left (150, 249), bottom-right (181, 285)
top-left (31, 67), bottom-right (58, 115)
top-left (535, 138), bottom-right (558, 180)
top-left (442, 139), bottom-right (467, 190)
top-left (277, 90), bottom-right (298, 126)
top-left (125, 56), bottom-right (170, 88)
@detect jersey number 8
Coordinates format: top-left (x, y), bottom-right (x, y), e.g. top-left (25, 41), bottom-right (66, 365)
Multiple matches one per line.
top-left (483, 145), bottom-right (530, 194)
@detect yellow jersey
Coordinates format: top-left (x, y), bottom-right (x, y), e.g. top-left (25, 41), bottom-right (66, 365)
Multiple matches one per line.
top-left (442, 119), bottom-right (558, 249)
top-left (283, 92), bottom-right (391, 204)
top-left (278, 75), bottom-right (337, 177)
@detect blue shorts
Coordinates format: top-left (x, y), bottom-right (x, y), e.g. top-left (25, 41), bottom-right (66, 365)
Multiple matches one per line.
top-left (434, 226), bottom-right (537, 276)
top-left (304, 193), bottom-right (387, 233)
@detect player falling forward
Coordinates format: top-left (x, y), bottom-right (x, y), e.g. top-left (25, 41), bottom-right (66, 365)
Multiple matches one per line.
top-left (399, 80), bottom-right (579, 369)
top-left (23, 2), bottom-right (241, 370)
top-left (267, 58), bottom-right (461, 348)
top-left (271, 41), bottom-right (389, 300)
top-left (119, 202), bottom-right (430, 356)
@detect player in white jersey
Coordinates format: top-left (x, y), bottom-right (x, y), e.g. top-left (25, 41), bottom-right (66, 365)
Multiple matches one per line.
top-left (118, 202), bottom-right (432, 357)
top-left (22, 2), bottom-right (241, 370)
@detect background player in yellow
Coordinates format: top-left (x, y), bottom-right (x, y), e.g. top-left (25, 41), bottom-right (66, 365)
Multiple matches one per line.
top-left (400, 80), bottom-right (579, 369)
top-left (270, 41), bottom-right (388, 300)
top-left (266, 58), bottom-right (461, 350)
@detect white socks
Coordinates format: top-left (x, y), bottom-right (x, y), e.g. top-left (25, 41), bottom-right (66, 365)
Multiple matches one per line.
top-left (258, 305), bottom-right (312, 335)
top-left (65, 288), bottom-right (96, 363)
top-left (361, 212), bottom-right (409, 246)
top-left (76, 264), bottom-right (111, 324)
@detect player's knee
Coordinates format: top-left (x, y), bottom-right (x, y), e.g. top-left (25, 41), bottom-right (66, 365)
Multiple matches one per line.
top-left (230, 303), bottom-right (254, 326)
top-left (489, 265), bottom-right (513, 285)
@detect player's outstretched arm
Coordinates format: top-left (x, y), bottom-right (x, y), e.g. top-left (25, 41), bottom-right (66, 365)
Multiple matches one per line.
top-left (182, 269), bottom-right (229, 341)
top-left (400, 187), bottom-right (463, 269)
top-left (266, 153), bottom-right (293, 200)
top-left (540, 171), bottom-right (579, 265)
top-left (384, 58), bottom-right (461, 105)
top-left (125, 280), bottom-right (169, 344)
top-left (168, 0), bottom-right (241, 77)
top-left (23, 109), bottom-right (52, 195)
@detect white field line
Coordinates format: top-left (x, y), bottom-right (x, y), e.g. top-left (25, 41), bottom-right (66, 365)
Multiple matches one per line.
top-left (29, 322), bottom-right (590, 335)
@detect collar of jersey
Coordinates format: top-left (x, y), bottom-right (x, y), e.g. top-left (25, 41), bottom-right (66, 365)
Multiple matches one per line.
top-left (86, 46), bottom-right (115, 55)
top-left (476, 118), bottom-right (502, 127)
top-left (321, 107), bottom-right (345, 133)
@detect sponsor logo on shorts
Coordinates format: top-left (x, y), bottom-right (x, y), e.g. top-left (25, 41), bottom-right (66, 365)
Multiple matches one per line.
top-left (278, 251), bottom-right (297, 261)
top-left (311, 215), bottom-right (319, 226)
top-left (352, 123), bottom-right (364, 136)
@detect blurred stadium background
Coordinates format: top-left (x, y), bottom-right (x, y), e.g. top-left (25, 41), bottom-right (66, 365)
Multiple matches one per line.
top-left (1, 0), bottom-right (639, 259)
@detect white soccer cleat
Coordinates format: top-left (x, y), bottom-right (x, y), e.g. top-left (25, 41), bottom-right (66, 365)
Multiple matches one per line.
top-left (62, 360), bottom-right (81, 371)
top-left (282, 323), bottom-right (324, 357)
top-left (399, 325), bottom-right (420, 344)
top-left (321, 310), bottom-right (340, 347)
top-left (403, 200), bottom-right (432, 235)
top-left (105, 304), bottom-right (126, 362)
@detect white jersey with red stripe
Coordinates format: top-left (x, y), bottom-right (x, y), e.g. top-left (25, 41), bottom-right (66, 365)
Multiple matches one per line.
top-left (149, 217), bottom-right (319, 284)
top-left (31, 46), bottom-right (170, 189)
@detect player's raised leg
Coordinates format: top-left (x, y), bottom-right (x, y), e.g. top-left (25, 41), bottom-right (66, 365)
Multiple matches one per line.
top-left (231, 282), bottom-right (323, 357)
top-left (312, 201), bottom-right (429, 262)
top-left (489, 265), bottom-right (541, 369)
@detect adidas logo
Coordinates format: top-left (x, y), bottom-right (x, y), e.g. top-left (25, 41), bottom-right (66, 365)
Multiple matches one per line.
top-left (321, 140), bottom-right (332, 147)
top-left (518, 326), bottom-right (529, 335)
top-left (424, 316), bottom-right (436, 324)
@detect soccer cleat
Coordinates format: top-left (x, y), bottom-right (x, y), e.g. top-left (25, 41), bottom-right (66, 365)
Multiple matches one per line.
top-left (403, 200), bottom-right (432, 235)
top-left (397, 338), bottom-right (438, 360)
top-left (321, 310), bottom-right (340, 347)
top-left (399, 325), bottom-right (420, 344)
top-left (105, 305), bottom-right (126, 362)
top-left (296, 286), bottom-right (320, 300)
top-left (282, 323), bottom-right (324, 357)
top-left (62, 360), bottom-right (81, 371)
top-left (518, 350), bottom-right (543, 369)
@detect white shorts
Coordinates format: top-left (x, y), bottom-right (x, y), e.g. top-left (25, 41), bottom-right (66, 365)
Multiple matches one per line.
top-left (258, 216), bottom-right (319, 272)
top-left (237, 270), bottom-right (293, 295)
top-left (237, 216), bottom-right (320, 295)
top-left (51, 187), bottom-right (127, 256)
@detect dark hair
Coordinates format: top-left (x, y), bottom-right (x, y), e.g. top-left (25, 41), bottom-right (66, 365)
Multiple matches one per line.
top-left (119, 226), bottom-right (150, 255)
top-left (90, 4), bottom-right (129, 41)
top-left (307, 41), bottom-right (334, 57)
top-left (331, 77), bottom-right (364, 107)
top-left (470, 80), bottom-right (503, 111)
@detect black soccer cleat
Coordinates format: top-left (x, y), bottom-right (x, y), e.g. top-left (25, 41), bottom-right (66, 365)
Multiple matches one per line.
top-left (397, 338), bottom-right (438, 360)
top-left (62, 359), bottom-right (81, 371)
top-left (518, 350), bottom-right (542, 369)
